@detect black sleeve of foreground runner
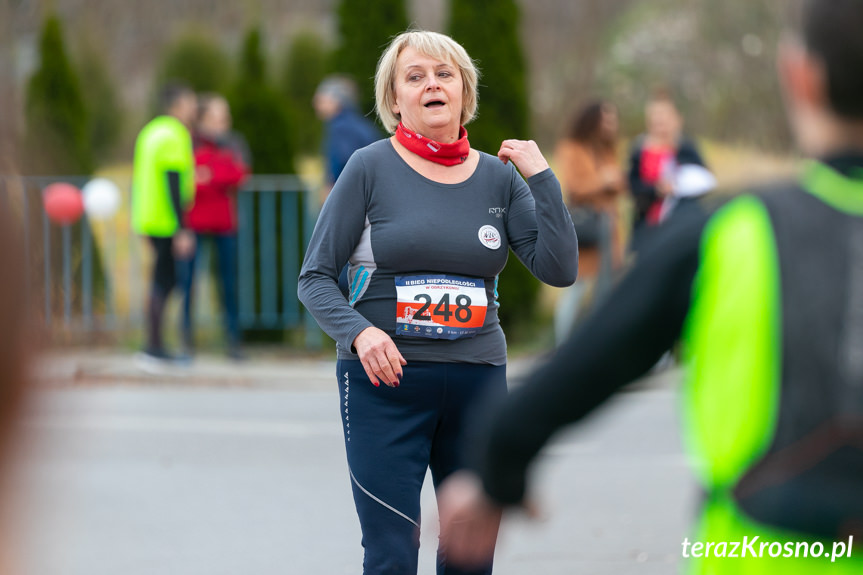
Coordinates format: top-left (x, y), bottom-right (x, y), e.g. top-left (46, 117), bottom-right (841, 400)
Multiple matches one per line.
top-left (472, 210), bottom-right (709, 506)
top-left (167, 170), bottom-right (184, 230)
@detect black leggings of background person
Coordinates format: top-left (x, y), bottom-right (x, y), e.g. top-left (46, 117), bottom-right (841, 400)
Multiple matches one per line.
top-left (144, 170), bottom-right (184, 354)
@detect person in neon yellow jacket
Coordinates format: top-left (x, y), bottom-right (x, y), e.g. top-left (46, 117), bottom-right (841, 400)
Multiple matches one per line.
top-left (132, 82), bottom-right (197, 368)
top-left (438, 1), bottom-right (863, 573)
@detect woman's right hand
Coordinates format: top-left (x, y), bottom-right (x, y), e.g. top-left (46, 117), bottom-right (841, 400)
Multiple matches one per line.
top-left (600, 166), bottom-right (623, 192)
top-left (352, 327), bottom-right (407, 387)
top-left (656, 177), bottom-right (674, 197)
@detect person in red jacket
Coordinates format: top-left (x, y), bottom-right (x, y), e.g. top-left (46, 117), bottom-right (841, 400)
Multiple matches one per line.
top-left (181, 93), bottom-right (249, 359)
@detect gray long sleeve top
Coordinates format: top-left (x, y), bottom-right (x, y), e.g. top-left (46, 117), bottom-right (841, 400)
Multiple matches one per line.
top-left (298, 139), bottom-right (578, 365)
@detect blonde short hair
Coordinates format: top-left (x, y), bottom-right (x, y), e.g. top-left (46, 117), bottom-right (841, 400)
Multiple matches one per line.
top-left (375, 30), bottom-right (480, 134)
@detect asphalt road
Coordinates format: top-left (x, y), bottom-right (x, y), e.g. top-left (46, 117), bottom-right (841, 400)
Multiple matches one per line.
top-left (8, 358), bottom-right (697, 575)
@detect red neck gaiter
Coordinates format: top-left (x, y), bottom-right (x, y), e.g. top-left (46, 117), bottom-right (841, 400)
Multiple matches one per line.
top-left (395, 123), bottom-right (470, 166)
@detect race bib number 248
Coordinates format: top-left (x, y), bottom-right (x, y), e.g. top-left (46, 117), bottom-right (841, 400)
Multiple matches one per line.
top-left (395, 274), bottom-right (488, 340)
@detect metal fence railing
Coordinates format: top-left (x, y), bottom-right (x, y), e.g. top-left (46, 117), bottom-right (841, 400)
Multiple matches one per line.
top-left (0, 174), bottom-right (322, 348)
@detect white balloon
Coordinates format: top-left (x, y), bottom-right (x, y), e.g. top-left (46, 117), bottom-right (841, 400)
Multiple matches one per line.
top-left (82, 178), bottom-right (121, 220)
top-left (673, 164), bottom-right (717, 198)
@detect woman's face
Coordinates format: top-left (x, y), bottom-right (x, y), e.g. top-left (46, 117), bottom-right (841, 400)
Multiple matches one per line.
top-left (600, 105), bottom-right (619, 140)
top-left (645, 100), bottom-right (681, 142)
top-left (199, 98), bottom-right (231, 138)
top-left (392, 46), bottom-right (464, 138)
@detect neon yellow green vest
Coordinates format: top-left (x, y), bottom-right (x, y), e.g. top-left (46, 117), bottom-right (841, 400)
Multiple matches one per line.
top-left (132, 115), bottom-right (195, 237)
top-left (680, 163), bottom-right (863, 573)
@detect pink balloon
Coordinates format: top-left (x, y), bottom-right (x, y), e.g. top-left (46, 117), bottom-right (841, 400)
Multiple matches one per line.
top-left (43, 182), bottom-right (84, 225)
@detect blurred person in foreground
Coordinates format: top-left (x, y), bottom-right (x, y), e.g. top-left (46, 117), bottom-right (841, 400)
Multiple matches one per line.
top-left (439, 1), bottom-right (863, 573)
top-left (627, 88), bottom-right (706, 253)
top-left (132, 82), bottom-right (197, 371)
top-left (313, 75), bottom-right (381, 204)
top-left (0, 201), bottom-right (32, 574)
top-left (180, 93), bottom-right (249, 360)
top-left (553, 101), bottom-right (626, 342)
top-left (298, 30), bottom-right (577, 575)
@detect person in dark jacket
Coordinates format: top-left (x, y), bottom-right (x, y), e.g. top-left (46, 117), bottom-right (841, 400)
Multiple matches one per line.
top-left (180, 93), bottom-right (248, 359)
top-left (313, 75), bottom-right (381, 204)
top-left (313, 75), bottom-right (383, 295)
top-left (627, 90), bottom-right (706, 253)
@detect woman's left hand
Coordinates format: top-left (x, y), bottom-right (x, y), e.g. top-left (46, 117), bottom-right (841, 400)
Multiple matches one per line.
top-left (497, 139), bottom-right (550, 179)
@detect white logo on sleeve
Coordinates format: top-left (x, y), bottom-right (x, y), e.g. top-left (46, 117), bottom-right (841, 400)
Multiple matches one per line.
top-left (478, 225), bottom-right (502, 250)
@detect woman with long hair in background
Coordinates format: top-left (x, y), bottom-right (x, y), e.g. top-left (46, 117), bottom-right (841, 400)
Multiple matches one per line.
top-left (553, 100), bottom-right (626, 342)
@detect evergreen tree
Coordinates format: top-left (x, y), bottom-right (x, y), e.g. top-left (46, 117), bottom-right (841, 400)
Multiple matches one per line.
top-left (333, 0), bottom-right (408, 118)
top-left (230, 26), bottom-right (295, 174)
top-left (158, 29), bottom-right (230, 96)
top-left (280, 30), bottom-right (329, 152)
top-left (25, 14), bottom-right (108, 324)
top-left (230, 27), bottom-right (298, 341)
top-left (448, 0), bottom-right (540, 335)
top-left (77, 39), bottom-right (123, 166)
top-left (24, 14), bottom-right (92, 175)
top-left (448, 0), bottom-right (529, 153)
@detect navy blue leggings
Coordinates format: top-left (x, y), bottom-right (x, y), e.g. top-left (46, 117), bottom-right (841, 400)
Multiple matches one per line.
top-left (178, 233), bottom-right (240, 346)
top-left (337, 359), bottom-right (507, 575)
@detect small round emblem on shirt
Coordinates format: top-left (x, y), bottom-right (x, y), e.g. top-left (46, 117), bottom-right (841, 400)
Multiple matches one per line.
top-left (478, 225), bottom-right (501, 250)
